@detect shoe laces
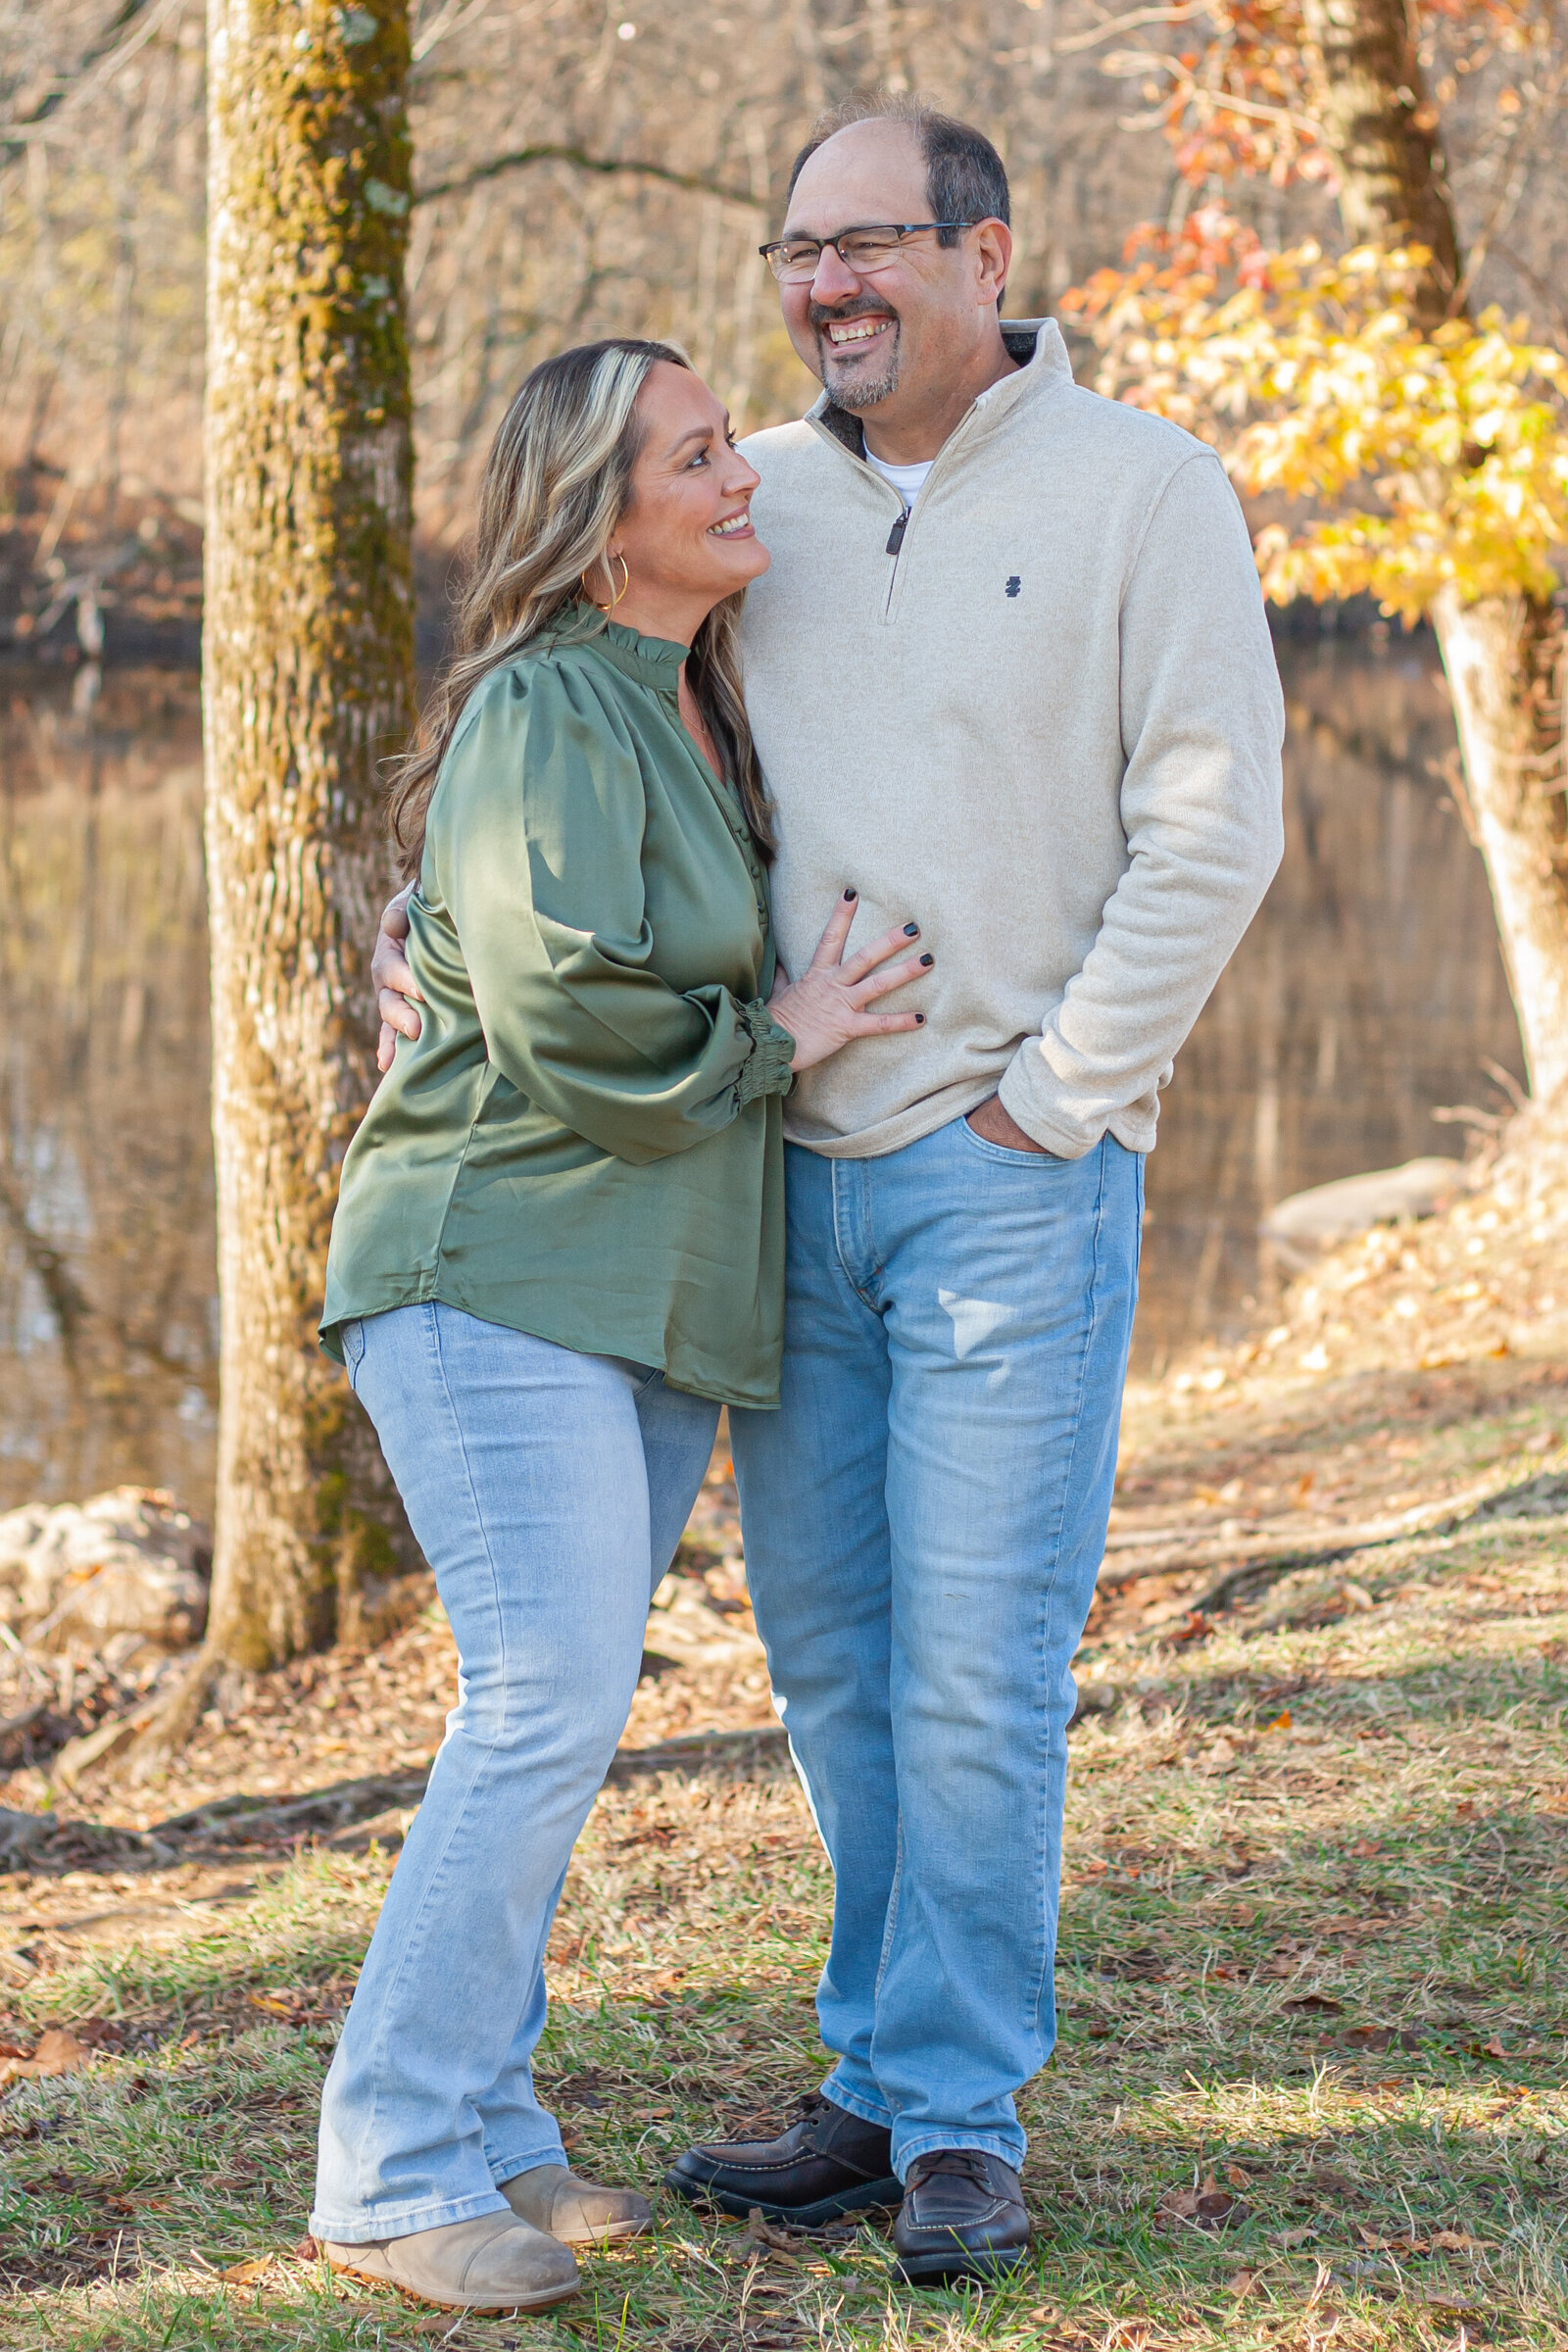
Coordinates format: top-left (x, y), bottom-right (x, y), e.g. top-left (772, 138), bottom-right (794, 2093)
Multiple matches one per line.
top-left (908, 2149), bottom-right (994, 2192)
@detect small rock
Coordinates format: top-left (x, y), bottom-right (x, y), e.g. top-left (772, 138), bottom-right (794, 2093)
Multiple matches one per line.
top-left (0, 1804), bottom-right (52, 1865)
top-left (1262, 1157), bottom-right (1470, 1265)
top-left (0, 1488), bottom-right (210, 1651)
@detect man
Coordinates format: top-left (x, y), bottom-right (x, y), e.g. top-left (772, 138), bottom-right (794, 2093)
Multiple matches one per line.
top-left (375, 98), bottom-right (1283, 2284)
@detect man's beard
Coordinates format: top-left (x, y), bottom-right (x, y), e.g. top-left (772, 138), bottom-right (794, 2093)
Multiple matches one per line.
top-left (810, 299), bottom-right (902, 411)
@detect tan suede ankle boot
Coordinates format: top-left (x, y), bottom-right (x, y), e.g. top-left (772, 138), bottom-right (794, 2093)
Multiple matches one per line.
top-left (501, 2163), bottom-right (653, 2245)
top-left (323, 2209), bottom-right (580, 2310)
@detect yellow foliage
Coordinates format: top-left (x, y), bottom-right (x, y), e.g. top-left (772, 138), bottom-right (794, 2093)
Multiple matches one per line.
top-left (1064, 241), bottom-right (1568, 618)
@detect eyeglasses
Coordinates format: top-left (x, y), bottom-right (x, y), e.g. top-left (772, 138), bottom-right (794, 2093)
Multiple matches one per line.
top-left (759, 221), bottom-right (976, 282)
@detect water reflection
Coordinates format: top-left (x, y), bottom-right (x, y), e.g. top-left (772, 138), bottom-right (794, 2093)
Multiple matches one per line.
top-left (0, 668), bottom-right (216, 1513)
top-left (1138, 631), bottom-right (1525, 1369)
top-left (0, 636), bottom-right (1528, 1511)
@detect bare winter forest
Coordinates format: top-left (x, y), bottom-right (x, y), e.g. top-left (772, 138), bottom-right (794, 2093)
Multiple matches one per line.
top-left (4, 0), bottom-right (1567, 572)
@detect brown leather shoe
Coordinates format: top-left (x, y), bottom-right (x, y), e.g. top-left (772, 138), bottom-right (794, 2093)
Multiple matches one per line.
top-left (892, 2149), bottom-right (1030, 2285)
top-left (501, 2162), bottom-right (652, 2245)
top-left (664, 2092), bottom-right (901, 2227)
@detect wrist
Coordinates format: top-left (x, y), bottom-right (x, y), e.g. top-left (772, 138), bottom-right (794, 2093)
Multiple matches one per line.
top-left (736, 999), bottom-right (796, 1103)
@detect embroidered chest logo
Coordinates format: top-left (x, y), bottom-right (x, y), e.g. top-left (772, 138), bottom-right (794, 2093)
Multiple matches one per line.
top-left (1004, 575), bottom-right (1021, 598)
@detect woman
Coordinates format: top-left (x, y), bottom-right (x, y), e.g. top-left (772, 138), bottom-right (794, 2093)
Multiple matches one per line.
top-left (309, 339), bottom-right (930, 2315)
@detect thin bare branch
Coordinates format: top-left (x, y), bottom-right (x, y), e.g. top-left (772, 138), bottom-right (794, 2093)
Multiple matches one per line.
top-left (415, 143), bottom-right (766, 210)
top-left (1055, 2), bottom-right (1209, 56)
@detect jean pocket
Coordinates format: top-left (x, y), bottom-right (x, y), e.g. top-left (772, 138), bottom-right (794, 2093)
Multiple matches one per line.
top-left (340, 1318), bottom-right (367, 1390)
top-left (959, 1111), bottom-right (1066, 1167)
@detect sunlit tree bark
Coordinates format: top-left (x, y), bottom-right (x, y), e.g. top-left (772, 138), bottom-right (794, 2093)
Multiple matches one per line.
top-left (202, 0), bottom-right (417, 1671)
top-left (1300, 0), bottom-right (1568, 1100)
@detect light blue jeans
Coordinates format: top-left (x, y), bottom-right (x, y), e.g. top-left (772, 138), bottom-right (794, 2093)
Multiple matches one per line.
top-left (730, 1114), bottom-right (1143, 2179)
top-left (311, 1302), bottom-right (717, 2242)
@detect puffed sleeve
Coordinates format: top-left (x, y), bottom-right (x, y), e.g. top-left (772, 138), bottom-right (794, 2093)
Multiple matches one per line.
top-left (423, 658), bottom-right (795, 1165)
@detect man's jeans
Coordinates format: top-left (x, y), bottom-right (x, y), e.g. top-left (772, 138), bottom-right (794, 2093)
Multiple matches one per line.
top-left (730, 1115), bottom-right (1142, 2179)
top-left (311, 1302), bottom-right (717, 2242)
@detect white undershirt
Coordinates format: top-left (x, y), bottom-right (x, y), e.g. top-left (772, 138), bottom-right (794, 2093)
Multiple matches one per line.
top-left (863, 450), bottom-right (934, 510)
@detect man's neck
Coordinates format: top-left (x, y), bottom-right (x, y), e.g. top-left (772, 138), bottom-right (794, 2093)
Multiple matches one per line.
top-left (856, 325), bottom-right (1020, 467)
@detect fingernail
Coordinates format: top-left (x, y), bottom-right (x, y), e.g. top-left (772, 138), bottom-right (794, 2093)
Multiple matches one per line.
top-left (919, 953), bottom-right (934, 967)
top-left (844, 887), bottom-right (858, 901)
top-left (914, 1012), bottom-right (926, 1024)
top-left (903, 921), bottom-right (919, 936)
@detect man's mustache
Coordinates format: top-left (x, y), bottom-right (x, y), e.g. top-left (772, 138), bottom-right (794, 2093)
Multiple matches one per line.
top-left (808, 296), bottom-right (901, 331)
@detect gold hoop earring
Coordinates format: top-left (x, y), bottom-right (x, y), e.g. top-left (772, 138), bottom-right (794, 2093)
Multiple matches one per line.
top-left (582, 553), bottom-right (630, 613)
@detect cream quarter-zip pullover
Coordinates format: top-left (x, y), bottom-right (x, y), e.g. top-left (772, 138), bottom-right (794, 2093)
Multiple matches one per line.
top-left (737, 318), bottom-right (1285, 1161)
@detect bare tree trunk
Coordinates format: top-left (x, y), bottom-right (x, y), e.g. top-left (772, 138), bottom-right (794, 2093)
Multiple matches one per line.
top-left (202, 0), bottom-right (418, 1671)
top-left (1298, 0), bottom-right (1460, 328)
top-left (1300, 0), bottom-right (1568, 1097)
top-left (1433, 590), bottom-right (1568, 1100)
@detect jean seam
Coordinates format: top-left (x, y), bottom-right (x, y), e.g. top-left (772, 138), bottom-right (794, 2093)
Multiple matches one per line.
top-left (1023, 1139), bottom-right (1109, 2058)
top-left (819, 2076), bottom-right (896, 2130)
top-left (490, 2138), bottom-right (571, 2187)
top-left (896, 2131), bottom-right (1022, 2180)
top-left (829, 1161), bottom-right (885, 1315)
top-left (350, 1302), bottom-right (516, 2215)
top-left (871, 1810), bottom-right (905, 2006)
top-left (311, 2185), bottom-right (511, 2243)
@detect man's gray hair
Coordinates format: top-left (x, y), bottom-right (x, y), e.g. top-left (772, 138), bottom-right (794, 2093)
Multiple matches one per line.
top-left (785, 93), bottom-right (1010, 245)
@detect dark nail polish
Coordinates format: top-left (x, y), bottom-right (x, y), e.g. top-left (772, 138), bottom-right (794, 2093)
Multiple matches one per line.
top-left (914, 1012), bottom-right (926, 1025)
top-left (904, 921), bottom-right (919, 936)
top-left (919, 953), bottom-right (934, 967)
top-left (844, 887), bottom-right (858, 901)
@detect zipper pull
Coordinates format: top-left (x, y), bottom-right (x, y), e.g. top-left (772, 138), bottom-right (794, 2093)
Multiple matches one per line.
top-left (885, 511), bottom-right (907, 558)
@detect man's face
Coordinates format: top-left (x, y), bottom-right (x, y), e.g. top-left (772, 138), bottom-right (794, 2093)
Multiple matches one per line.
top-left (776, 120), bottom-right (994, 417)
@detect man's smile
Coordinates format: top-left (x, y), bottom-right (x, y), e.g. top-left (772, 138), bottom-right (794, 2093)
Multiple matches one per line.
top-left (825, 318), bottom-right (893, 347)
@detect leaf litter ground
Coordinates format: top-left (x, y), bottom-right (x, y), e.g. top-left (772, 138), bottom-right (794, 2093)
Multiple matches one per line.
top-left (2, 1179), bottom-right (1567, 2350)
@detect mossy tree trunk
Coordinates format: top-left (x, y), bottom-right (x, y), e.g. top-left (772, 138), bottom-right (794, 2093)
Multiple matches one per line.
top-left (203, 0), bottom-right (417, 1671)
top-left (1300, 0), bottom-right (1568, 1100)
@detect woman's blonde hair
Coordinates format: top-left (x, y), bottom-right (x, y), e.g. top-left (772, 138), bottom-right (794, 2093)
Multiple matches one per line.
top-left (387, 338), bottom-right (773, 875)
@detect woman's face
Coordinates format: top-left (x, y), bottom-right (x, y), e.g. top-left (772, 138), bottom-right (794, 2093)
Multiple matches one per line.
top-left (608, 361), bottom-right (768, 617)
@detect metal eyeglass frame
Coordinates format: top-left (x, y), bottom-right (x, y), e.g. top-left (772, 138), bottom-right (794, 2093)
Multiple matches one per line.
top-left (759, 221), bottom-right (977, 281)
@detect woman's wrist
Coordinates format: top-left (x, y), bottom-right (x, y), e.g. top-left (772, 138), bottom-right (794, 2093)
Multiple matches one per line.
top-left (735, 999), bottom-right (796, 1103)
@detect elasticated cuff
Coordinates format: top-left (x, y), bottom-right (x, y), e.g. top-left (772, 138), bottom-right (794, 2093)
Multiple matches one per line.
top-left (735, 999), bottom-right (797, 1105)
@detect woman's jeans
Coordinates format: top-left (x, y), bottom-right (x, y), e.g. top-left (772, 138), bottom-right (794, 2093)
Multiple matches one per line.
top-left (729, 1117), bottom-right (1143, 2179)
top-left (311, 1302), bottom-right (717, 2242)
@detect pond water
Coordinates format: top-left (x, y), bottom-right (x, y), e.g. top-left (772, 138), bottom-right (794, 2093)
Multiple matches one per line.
top-left (0, 635), bottom-right (1527, 1517)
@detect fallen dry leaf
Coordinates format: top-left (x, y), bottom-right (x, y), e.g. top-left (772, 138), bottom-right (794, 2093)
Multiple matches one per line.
top-left (0, 2027), bottom-right (89, 2082)
top-left (1344, 2024), bottom-right (1422, 2052)
top-left (1172, 1611), bottom-right (1214, 1643)
top-left (1225, 2164), bottom-right (1250, 2188)
top-left (1156, 2180), bottom-right (1248, 2230)
top-left (1273, 2226), bottom-right (1319, 2249)
top-left (1284, 1993), bottom-right (1344, 2014)
top-left (1263, 1709), bottom-right (1292, 1731)
top-left (741, 2208), bottom-right (809, 2260)
top-left (1348, 1837), bottom-right (1383, 1856)
top-left (1228, 2269), bottom-right (1257, 2298)
top-left (220, 2255), bottom-right (273, 2285)
top-left (1430, 2230), bottom-right (1488, 2252)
